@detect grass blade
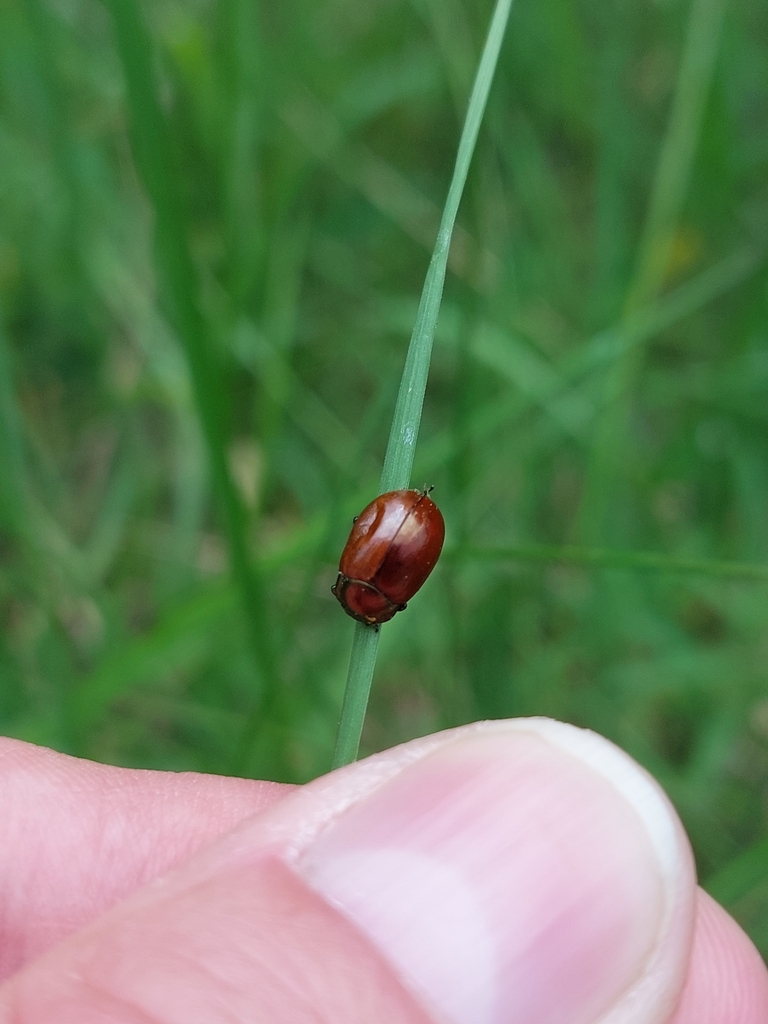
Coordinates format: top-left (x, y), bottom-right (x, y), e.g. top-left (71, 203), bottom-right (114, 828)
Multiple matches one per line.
top-left (455, 544), bottom-right (768, 583)
top-left (579, 0), bottom-right (728, 543)
top-left (332, 625), bottom-right (382, 768)
top-left (333, 0), bottom-right (514, 769)
top-left (0, 308), bottom-right (29, 541)
top-left (706, 834), bottom-right (768, 907)
top-left (104, 0), bottom-right (284, 773)
top-left (626, 0), bottom-right (729, 312)
top-left (381, 0), bottom-right (514, 493)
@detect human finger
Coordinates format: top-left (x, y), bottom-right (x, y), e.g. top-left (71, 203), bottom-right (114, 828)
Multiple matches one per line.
top-left (0, 737), bottom-right (291, 979)
top-left (1, 719), bottom-right (697, 1024)
top-left (668, 888), bottom-right (768, 1024)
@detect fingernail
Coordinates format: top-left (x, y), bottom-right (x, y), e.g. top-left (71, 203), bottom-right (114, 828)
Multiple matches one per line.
top-left (296, 721), bottom-right (691, 1024)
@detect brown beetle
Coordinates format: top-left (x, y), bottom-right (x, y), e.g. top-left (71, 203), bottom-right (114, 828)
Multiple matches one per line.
top-left (332, 488), bottom-right (445, 625)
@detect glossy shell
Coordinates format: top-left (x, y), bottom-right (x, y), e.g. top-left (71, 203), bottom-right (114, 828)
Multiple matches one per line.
top-left (332, 489), bottom-right (445, 625)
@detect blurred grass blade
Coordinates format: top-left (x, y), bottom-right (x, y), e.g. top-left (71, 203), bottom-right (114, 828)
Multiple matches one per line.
top-left (626, 0), bottom-right (729, 312)
top-left (281, 90), bottom-right (495, 288)
top-left (81, 443), bottom-right (136, 586)
top-left (575, 246), bottom-right (763, 380)
top-left (333, 0), bottom-right (514, 770)
top-left (706, 834), bottom-right (768, 907)
top-left (104, 0), bottom-right (284, 771)
top-left (413, 245), bottom-right (762, 476)
top-left (0, 308), bottom-right (29, 541)
top-left (456, 543), bottom-right (768, 582)
top-left (579, 0), bottom-right (727, 543)
top-left (71, 582), bottom-right (237, 738)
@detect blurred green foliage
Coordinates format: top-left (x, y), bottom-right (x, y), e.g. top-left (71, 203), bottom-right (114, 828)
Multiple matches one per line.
top-left (0, 0), bottom-right (767, 951)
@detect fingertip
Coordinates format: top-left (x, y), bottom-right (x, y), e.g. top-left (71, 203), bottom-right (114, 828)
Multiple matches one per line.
top-left (296, 719), bottom-right (697, 1024)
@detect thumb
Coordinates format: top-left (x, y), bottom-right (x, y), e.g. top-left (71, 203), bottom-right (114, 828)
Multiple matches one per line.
top-left (2, 720), bottom-right (697, 1024)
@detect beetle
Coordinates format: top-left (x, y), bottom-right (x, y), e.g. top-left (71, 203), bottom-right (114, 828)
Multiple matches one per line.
top-left (332, 488), bottom-right (445, 625)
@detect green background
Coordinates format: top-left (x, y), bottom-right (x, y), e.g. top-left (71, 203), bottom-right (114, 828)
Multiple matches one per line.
top-left (1, 0), bottom-right (767, 953)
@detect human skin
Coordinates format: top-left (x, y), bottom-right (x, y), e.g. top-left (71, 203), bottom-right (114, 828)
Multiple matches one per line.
top-left (0, 720), bottom-right (766, 1023)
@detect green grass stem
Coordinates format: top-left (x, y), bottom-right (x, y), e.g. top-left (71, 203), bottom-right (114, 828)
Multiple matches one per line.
top-left (332, 624), bottom-right (381, 768)
top-left (332, 0), bottom-right (514, 768)
top-left (380, 0), bottom-right (514, 493)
